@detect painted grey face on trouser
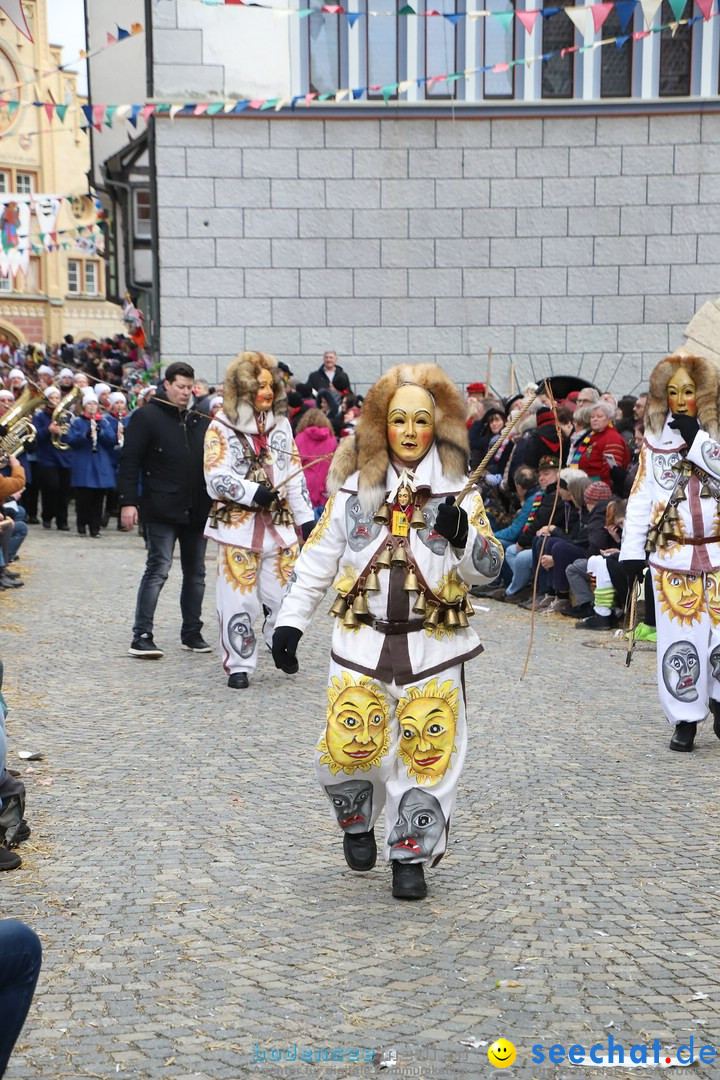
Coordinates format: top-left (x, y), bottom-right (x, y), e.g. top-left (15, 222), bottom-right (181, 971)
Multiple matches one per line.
top-left (710, 644), bottom-right (720, 681)
top-left (325, 780), bottom-right (374, 834)
top-left (345, 496), bottom-right (382, 551)
top-left (662, 641), bottom-right (700, 702)
top-left (418, 499), bottom-right (449, 555)
top-left (388, 789), bottom-right (446, 862)
top-left (227, 612), bottom-right (256, 659)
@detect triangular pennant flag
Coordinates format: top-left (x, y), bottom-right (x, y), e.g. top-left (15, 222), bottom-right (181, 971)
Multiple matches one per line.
top-left (632, 27), bottom-right (651, 36)
top-left (614, 32), bottom-right (630, 45)
top-left (668, 0), bottom-right (686, 16)
top-left (274, 97), bottom-right (290, 111)
top-left (541, 6), bottom-right (561, 15)
top-left (382, 82), bottom-right (399, 100)
top-left (516, 9), bottom-right (539, 33)
top-left (399, 3), bottom-right (415, 11)
top-left (249, 98), bottom-right (264, 109)
top-left (117, 25), bottom-right (130, 40)
top-left (614, 0), bottom-right (638, 26)
top-left (115, 104), bottom-right (131, 119)
top-left (490, 10), bottom-right (514, 30)
top-left (104, 105), bottom-right (117, 127)
top-left (130, 22), bottom-right (143, 33)
top-left (193, 103), bottom-right (209, 115)
top-left (260, 98), bottom-right (279, 109)
top-left (169, 104), bottom-right (183, 120)
top-left (297, 7), bottom-right (313, 16)
top-left (493, 61), bottom-right (510, 72)
top-left (93, 104), bottom-right (105, 130)
top-left (128, 103), bottom-right (142, 127)
top-left (141, 104), bottom-right (156, 121)
top-left (290, 94), bottom-right (303, 109)
top-left (321, 4), bottom-right (343, 11)
top-left (44, 102), bottom-right (54, 124)
top-left (696, 0), bottom-right (713, 19)
top-left (566, 6), bottom-right (591, 34)
top-left (81, 104), bottom-right (93, 127)
top-left (591, 2), bottom-right (614, 29)
top-left (106, 32), bottom-right (118, 45)
top-left (352, 86), bottom-right (365, 98)
top-left (347, 10), bottom-right (362, 25)
top-left (640, 0), bottom-right (662, 25)
top-left (232, 100), bottom-right (251, 111)
top-left (561, 43), bottom-right (580, 55)
top-left (335, 87), bottom-right (351, 101)
top-left (7, 100), bottom-right (18, 116)
top-left (443, 11), bottom-right (464, 23)
top-left (56, 103), bottom-right (68, 123)
top-left (304, 92), bottom-right (317, 105)
top-left (206, 102), bottom-right (225, 114)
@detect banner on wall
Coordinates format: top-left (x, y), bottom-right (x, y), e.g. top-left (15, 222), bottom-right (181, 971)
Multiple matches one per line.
top-left (0, 196), bottom-right (30, 279)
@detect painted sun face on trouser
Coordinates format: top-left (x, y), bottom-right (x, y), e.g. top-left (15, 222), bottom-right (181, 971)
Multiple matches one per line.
top-left (315, 661), bottom-right (467, 864)
top-left (216, 533), bottom-right (287, 676)
top-left (651, 568), bottom-right (720, 725)
top-left (325, 780), bottom-right (374, 834)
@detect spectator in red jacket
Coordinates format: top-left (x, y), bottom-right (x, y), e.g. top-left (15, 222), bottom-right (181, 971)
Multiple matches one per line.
top-left (574, 400), bottom-right (629, 484)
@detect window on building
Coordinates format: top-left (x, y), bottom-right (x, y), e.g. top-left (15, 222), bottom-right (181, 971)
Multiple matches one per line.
top-left (484, 0), bottom-right (515, 98)
top-left (68, 259), bottom-right (80, 294)
top-left (426, 0), bottom-right (459, 98)
top-left (308, 0), bottom-right (340, 94)
top-left (134, 188), bottom-right (152, 239)
top-left (0, 273), bottom-right (11, 293)
top-left (542, 0), bottom-right (575, 98)
top-left (659, 0), bottom-right (692, 96)
top-left (368, 0), bottom-right (399, 96)
top-left (600, 6), bottom-right (633, 97)
top-left (85, 261), bottom-right (98, 295)
top-left (15, 172), bottom-right (35, 195)
top-left (0, 170), bottom-right (8, 194)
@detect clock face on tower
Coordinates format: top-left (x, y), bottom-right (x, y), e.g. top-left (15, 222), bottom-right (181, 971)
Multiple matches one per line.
top-left (0, 50), bottom-right (20, 136)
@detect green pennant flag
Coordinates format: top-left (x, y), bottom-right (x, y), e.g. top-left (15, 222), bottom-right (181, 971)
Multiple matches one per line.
top-left (668, 0), bottom-right (686, 17)
top-left (317, 92), bottom-right (333, 101)
top-left (56, 104), bottom-right (68, 123)
top-left (105, 105), bottom-right (118, 127)
top-left (490, 10), bottom-right (514, 30)
top-left (399, 4), bottom-right (416, 13)
top-left (382, 82), bottom-right (399, 101)
top-left (260, 98), bottom-right (278, 110)
top-left (297, 7), bottom-right (313, 15)
top-left (8, 101), bottom-right (18, 116)
top-left (446, 72), bottom-right (463, 82)
top-left (207, 102), bottom-right (224, 114)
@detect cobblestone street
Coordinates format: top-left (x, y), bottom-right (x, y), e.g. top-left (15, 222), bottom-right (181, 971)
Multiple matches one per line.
top-left (3, 527), bottom-right (720, 1079)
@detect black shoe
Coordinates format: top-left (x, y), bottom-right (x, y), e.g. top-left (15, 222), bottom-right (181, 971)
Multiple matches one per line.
top-left (128, 636), bottom-right (164, 658)
top-left (227, 672), bottom-right (249, 689)
top-left (0, 572), bottom-right (23, 589)
top-left (89, 531), bottom-right (101, 538)
top-left (670, 721), bottom-right (697, 752)
top-left (391, 861), bottom-right (427, 900)
top-left (14, 820), bottom-right (31, 844)
top-left (101, 515), bottom-right (110, 528)
top-left (575, 613), bottom-right (617, 630)
top-left (711, 700), bottom-right (720, 741)
top-left (0, 848), bottom-right (21, 871)
top-left (562, 602), bottom-right (594, 619)
top-left (57, 524), bottom-right (70, 531)
top-left (182, 633), bottom-right (212, 653)
top-left (2, 567), bottom-right (20, 579)
top-left (27, 516), bottom-right (39, 525)
top-left (77, 526), bottom-right (87, 536)
top-left (343, 829), bottom-right (377, 871)
top-left (42, 521), bottom-right (52, 529)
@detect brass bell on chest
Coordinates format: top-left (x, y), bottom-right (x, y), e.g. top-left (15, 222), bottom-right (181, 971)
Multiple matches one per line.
top-left (364, 569), bottom-right (380, 592)
top-left (456, 608), bottom-right (469, 628)
top-left (343, 607), bottom-right (360, 629)
top-left (403, 568), bottom-right (420, 592)
top-left (390, 545), bottom-right (408, 567)
top-left (423, 603), bottom-right (440, 630)
top-left (352, 592), bottom-right (369, 616)
top-left (444, 607), bottom-right (460, 629)
top-left (462, 596), bottom-right (475, 617)
top-left (328, 594), bottom-right (348, 619)
top-left (375, 546), bottom-right (393, 570)
top-left (412, 592), bottom-right (427, 615)
top-left (700, 483), bottom-right (713, 499)
top-left (409, 505), bottom-right (426, 530)
top-left (373, 503), bottom-right (391, 526)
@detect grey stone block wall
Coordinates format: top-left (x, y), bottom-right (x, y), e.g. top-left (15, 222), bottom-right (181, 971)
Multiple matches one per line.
top-left (156, 113), bottom-right (720, 396)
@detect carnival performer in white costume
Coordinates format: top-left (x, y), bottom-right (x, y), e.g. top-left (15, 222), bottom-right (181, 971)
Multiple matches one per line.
top-left (204, 352), bottom-right (315, 689)
top-left (620, 353), bottom-right (720, 752)
top-left (272, 364), bottom-right (503, 900)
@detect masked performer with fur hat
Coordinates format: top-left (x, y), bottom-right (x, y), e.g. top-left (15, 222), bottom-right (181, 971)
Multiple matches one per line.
top-left (620, 353), bottom-right (720, 752)
top-left (271, 364), bottom-right (503, 900)
top-left (203, 352), bottom-right (315, 690)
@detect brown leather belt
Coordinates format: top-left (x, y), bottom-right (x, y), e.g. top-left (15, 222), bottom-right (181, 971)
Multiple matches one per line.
top-left (666, 534), bottom-right (720, 545)
top-left (356, 616), bottom-right (426, 635)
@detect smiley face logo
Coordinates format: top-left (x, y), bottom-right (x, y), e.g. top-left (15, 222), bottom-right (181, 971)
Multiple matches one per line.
top-left (488, 1039), bottom-right (516, 1069)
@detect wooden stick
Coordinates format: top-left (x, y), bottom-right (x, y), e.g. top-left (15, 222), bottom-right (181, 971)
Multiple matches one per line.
top-left (485, 346), bottom-right (493, 397)
top-left (625, 584), bottom-right (638, 667)
top-left (454, 388), bottom-right (540, 507)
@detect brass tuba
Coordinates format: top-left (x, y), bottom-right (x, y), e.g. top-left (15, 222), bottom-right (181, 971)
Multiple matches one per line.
top-left (0, 381), bottom-right (45, 440)
top-left (0, 416), bottom-right (37, 467)
top-left (51, 385), bottom-right (83, 450)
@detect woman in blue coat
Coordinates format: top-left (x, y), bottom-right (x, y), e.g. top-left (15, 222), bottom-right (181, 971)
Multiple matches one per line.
top-left (66, 392), bottom-right (116, 537)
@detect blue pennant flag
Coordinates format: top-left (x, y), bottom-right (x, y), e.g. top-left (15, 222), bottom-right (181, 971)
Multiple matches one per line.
top-left (615, 0), bottom-right (637, 31)
top-left (541, 7), bottom-right (561, 16)
top-left (127, 104), bottom-right (142, 128)
top-left (443, 12), bottom-right (464, 23)
top-left (117, 25), bottom-right (130, 40)
top-left (347, 11), bottom-right (362, 26)
top-left (614, 33), bottom-right (630, 47)
top-left (81, 104), bottom-right (93, 127)
top-left (352, 86), bottom-right (365, 98)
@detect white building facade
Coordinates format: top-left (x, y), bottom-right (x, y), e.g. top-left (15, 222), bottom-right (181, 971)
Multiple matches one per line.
top-left (132, 0), bottom-right (720, 393)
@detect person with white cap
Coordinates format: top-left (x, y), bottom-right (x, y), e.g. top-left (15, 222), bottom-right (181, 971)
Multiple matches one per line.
top-left (94, 383), bottom-right (111, 412)
top-left (35, 366), bottom-right (54, 391)
top-left (66, 391), bottom-right (116, 537)
top-left (57, 368), bottom-right (75, 394)
top-left (103, 392), bottom-right (129, 527)
top-left (7, 371), bottom-right (26, 400)
top-left (32, 387), bottom-right (73, 530)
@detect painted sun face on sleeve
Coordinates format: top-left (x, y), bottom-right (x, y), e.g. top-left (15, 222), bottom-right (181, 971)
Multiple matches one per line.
top-left (655, 568), bottom-right (704, 627)
top-left (318, 673), bottom-right (391, 775)
top-left (630, 446), bottom-right (647, 496)
top-left (706, 571), bottom-right (720, 626)
top-left (397, 678), bottom-right (459, 785)
top-left (221, 546), bottom-right (259, 592)
top-left (274, 545), bottom-right (298, 586)
top-left (651, 451), bottom-right (681, 490)
top-left (345, 495), bottom-right (382, 551)
top-left (324, 780), bottom-right (374, 834)
top-left (302, 494), bottom-right (335, 551)
top-left (204, 426), bottom-right (227, 471)
top-left (661, 641), bottom-right (700, 701)
top-left (388, 789), bottom-right (446, 862)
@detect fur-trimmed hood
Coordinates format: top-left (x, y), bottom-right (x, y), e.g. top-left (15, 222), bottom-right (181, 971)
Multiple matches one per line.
top-left (645, 353), bottom-right (720, 440)
top-left (222, 351), bottom-right (287, 424)
top-left (327, 363), bottom-right (469, 514)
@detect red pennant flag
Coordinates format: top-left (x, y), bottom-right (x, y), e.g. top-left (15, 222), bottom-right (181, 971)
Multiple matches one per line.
top-left (141, 104), bottom-right (156, 121)
top-left (249, 99), bottom-right (264, 109)
top-left (591, 1), bottom-right (614, 29)
top-left (50, 232), bottom-right (58, 246)
top-left (106, 31), bottom-right (117, 45)
top-left (321, 4), bottom-right (343, 10)
top-left (696, 0), bottom-right (713, 18)
top-left (304, 92), bottom-right (318, 106)
top-left (561, 45), bottom-right (580, 57)
top-left (193, 103), bottom-right (209, 115)
top-left (493, 62), bottom-right (510, 72)
top-left (93, 104), bottom-right (105, 130)
top-left (516, 9), bottom-right (539, 32)
top-left (44, 102), bottom-right (54, 123)
top-left (632, 28), bottom-right (651, 36)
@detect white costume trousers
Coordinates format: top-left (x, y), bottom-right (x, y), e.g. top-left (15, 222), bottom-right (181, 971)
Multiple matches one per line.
top-left (315, 658), bottom-right (467, 865)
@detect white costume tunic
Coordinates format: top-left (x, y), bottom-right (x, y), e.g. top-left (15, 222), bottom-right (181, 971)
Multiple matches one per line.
top-left (203, 406), bottom-right (314, 676)
top-left (621, 421), bottom-right (720, 725)
top-left (275, 444), bottom-right (504, 864)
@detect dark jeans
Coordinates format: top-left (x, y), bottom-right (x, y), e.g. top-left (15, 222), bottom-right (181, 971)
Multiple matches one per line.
top-left (36, 465), bottom-right (71, 527)
top-left (74, 488), bottom-right (104, 535)
top-left (0, 920), bottom-right (42, 1078)
top-left (132, 522), bottom-right (207, 641)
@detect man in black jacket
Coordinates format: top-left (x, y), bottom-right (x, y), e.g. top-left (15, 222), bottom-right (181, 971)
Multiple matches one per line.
top-left (305, 351), bottom-right (351, 399)
top-left (118, 362), bottom-right (212, 658)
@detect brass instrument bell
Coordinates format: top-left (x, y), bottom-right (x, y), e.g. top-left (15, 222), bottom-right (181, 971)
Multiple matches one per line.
top-left (412, 592), bottom-right (427, 615)
top-left (375, 546), bottom-right (393, 570)
top-left (373, 503), bottom-right (391, 526)
top-left (409, 505), bottom-right (426, 530)
top-left (364, 569), bottom-right (380, 592)
top-left (352, 592), bottom-right (369, 616)
top-left (390, 544), bottom-right (408, 567)
top-left (328, 594), bottom-right (348, 618)
top-left (403, 568), bottom-right (419, 592)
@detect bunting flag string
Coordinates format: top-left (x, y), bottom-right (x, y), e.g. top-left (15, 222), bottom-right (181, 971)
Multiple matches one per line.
top-left (0, 4), bottom-right (714, 142)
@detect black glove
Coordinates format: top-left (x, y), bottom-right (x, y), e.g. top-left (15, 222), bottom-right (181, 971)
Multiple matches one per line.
top-left (272, 626), bottom-right (302, 674)
top-left (434, 496), bottom-right (469, 548)
top-left (669, 414), bottom-right (700, 446)
top-left (620, 559), bottom-right (646, 585)
top-left (253, 484), bottom-right (276, 508)
top-left (301, 519), bottom-right (315, 542)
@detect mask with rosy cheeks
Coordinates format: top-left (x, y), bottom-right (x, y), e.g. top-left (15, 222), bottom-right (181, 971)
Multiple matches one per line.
top-left (387, 385), bottom-right (435, 466)
top-left (254, 369), bottom-right (274, 412)
top-left (667, 366), bottom-right (697, 417)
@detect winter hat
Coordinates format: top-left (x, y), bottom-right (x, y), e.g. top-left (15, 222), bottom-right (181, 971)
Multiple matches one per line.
top-left (108, 392), bottom-right (126, 405)
top-left (466, 382), bottom-right (486, 395)
top-left (59, 367), bottom-right (75, 380)
top-left (8, 368), bottom-right (25, 381)
top-left (209, 395), bottom-right (223, 411)
top-left (95, 382), bottom-right (111, 398)
top-left (538, 455), bottom-right (559, 471)
top-left (536, 407), bottom-right (555, 427)
top-left (43, 386), bottom-right (60, 400)
top-left (37, 364), bottom-right (54, 377)
top-left (82, 389), bottom-right (99, 405)
top-left (584, 481), bottom-right (612, 505)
